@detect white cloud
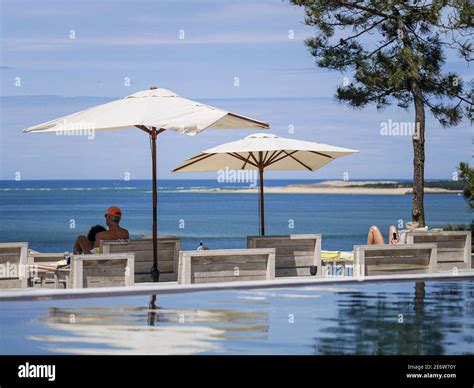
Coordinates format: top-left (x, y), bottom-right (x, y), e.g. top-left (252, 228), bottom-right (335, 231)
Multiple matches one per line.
top-left (17, 7), bottom-right (77, 17)
top-left (194, 1), bottom-right (302, 22)
top-left (4, 31), bottom-right (309, 51)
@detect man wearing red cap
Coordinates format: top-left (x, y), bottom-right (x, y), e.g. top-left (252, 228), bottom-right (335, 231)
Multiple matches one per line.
top-left (73, 206), bottom-right (129, 254)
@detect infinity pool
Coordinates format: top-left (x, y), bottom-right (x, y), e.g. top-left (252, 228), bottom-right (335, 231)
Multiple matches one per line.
top-left (1, 280), bottom-right (473, 355)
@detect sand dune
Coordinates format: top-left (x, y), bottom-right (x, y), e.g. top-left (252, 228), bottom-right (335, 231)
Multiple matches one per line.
top-left (184, 181), bottom-right (461, 195)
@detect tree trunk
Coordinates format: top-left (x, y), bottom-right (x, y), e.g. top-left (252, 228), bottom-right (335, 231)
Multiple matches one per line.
top-left (411, 82), bottom-right (426, 227)
top-left (397, 15), bottom-right (426, 227)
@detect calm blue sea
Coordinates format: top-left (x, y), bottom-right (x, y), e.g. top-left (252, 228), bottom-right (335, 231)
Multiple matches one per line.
top-left (0, 179), bottom-right (470, 253)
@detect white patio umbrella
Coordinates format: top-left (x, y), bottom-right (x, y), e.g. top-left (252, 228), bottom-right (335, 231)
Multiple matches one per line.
top-left (172, 133), bottom-right (358, 236)
top-left (23, 87), bottom-right (269, 281)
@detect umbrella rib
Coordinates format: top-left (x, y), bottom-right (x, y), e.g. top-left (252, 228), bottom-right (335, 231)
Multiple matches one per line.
top-left (265, 150), bottom-right (298, 166)
top-left (282, 151), bottom-right (314, 171)
top-left (240, 153), bottom-right (254, 169)
top-left (188, 152), bottom-right (210, 160)
top-left (308, 150), bottom-right (334, 159)
top-left (264, 150), bottom-right (285, 166)
top-left (265, 151), bottom-right (314, 171)
top-left (262, 151), bottom-right (270, 165)
top-left (229, 152), bottom-right (258, 168)
top-left (263, 150), bottom-right (277, 165)
top-left (229, 152), bottom-right (246, 162)
top-left (248, 152), bottom-right (260, 167)
top-left (136, 125), bottom-right (167, 136)
top-left (136, 125), bottom-right (152, 134)
top-left (172, 153), bottom-right (216, 172)
top-left (226, 112), bottom-right (269, 128)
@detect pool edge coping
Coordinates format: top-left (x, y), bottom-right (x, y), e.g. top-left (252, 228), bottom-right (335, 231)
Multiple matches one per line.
top-left (1, 271), bottom-right (474, 302)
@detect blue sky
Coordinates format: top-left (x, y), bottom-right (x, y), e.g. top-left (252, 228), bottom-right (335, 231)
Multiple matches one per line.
top-left (0, 0), bottom-right (472, 180)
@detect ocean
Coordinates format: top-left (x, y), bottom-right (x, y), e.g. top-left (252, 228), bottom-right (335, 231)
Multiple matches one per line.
top-left (0, 179), bottom-right (470, 253)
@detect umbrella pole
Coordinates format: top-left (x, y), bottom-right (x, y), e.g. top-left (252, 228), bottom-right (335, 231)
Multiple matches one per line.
top-left (259, 167), bottom-right (265, 236)
top-left (150, 129), bottom-right (160, 282)
top-left (137, 124), bottom-right (166, 282)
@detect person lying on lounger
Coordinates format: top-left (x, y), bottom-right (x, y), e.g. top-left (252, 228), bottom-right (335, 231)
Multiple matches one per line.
top-left (73, 206), bottom-right (129, 254)
top-left (367, 225), bottom-right (399, 245)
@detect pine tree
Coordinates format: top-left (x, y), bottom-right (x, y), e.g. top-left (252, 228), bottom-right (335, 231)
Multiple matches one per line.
top-left (457, 161), bottom-right (473, 209)
top-left (291, 0), bottom-right (473, 226)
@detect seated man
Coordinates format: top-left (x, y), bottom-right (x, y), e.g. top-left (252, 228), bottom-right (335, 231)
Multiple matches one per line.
top-left (94, 206), bottom-right (129, 249)
top-left (73, 206), bottom-right (129, 254)
top-left (367, 225), bottom-right (399, 245)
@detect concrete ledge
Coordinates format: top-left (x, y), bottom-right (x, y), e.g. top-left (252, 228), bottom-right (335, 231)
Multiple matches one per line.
top-left (1, 270), bottom-right (474, 302)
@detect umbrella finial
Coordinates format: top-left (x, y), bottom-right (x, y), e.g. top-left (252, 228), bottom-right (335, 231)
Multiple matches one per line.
top-left (149, 86), bottom-right (157, 90)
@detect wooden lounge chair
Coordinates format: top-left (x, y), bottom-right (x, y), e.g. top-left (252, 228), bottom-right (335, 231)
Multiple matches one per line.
top-left (178, 248), bottom-right (276, 284)
top-left (100, 237), bottom-right (180, 283)
top-left (402, 231), bottom-right (471, 272)
top-left (28, 252), bottom-right (135, 289)
top-left (0, 242), bottom-right (28, 289)
top-left (247, 234), bottom-right (322, 277)
top-left (353, 243), bottom-right (437, 277)
top-left (70, 253), bottom-right (135, 288)
top-left (321, 251), bottom-right (354, 277)
top-left (28, 252), bottom-right (67, 288)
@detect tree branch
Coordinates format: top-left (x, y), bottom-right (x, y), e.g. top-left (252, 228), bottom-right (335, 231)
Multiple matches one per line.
top-left (333, 17), bottom-right (388, 49)
top-left (337, 0), bottom-right (395, 20)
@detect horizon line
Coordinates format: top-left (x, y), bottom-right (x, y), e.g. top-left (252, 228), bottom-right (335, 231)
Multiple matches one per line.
top-left (0, 178), bottom-right (452, 182)
top-left (0, 95), bottom-right (337, 101)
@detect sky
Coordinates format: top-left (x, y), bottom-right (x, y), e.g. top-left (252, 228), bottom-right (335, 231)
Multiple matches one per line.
top-left (0, 0), bottom-right (472, 180)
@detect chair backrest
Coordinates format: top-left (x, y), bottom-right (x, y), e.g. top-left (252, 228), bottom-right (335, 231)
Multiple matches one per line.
top-left (0, 242), bottom-right (28, 289)
top-left (404, 231), bottom-right (471, 272)
top-left (70, 253), bottom-right (135, 288)
top-left (100, 237), bottom-right (180, 282)
top-left (28, 252), bottom-right (65, 265)
top-left (178, 248), bottom-right (276, 285)
top-left (353, 243), bottom-right (438, 277)
top-left (247, 234), bottom-right (322, 277)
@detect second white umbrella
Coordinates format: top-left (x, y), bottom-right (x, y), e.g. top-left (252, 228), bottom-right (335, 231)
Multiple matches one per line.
top-left (172, 133), bottom-right (358, 236)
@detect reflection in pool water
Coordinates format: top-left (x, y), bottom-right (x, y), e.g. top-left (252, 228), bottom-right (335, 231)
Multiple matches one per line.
top-left (30, 299), bottom-right (270, 355)
top-left (1, 280), bottom-right (473, 355)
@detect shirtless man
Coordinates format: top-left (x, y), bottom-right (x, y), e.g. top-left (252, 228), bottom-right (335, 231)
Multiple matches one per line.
top-left (73, 206), bottom-right (129, 254)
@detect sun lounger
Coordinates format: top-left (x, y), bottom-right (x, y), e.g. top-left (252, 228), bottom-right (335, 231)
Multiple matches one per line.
top-left (100, 237), bottom-right (180, 282)
top-left (353, 243), bottom-right (437, 276)
top-left (27, 252), bottom-right (66, 288)
top-left (321, 251), bottom-right (354, 277)
top-left (178, 248), bottom-right (276, 284)
top-left (402, 231), bottom-right (471, 272)
top-left (70, 253), bottom-right (135, 288)
top-left (0, 242), bottom-right (28, 289)
top-left (247, 234), bottom-right (322, 277)
top-left (28, 252), bottom-right (135, 289)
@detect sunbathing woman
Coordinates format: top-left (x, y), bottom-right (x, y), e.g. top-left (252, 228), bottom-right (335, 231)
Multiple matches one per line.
top-left (31, 224), bottom-right (107, 274)
top-left (367, 225), bottom-right (400, 245)
top-left (73, 224), bottom-right (106, 254)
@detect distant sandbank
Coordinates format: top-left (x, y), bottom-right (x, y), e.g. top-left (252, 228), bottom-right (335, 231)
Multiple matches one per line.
top-left (181, 180), bottom-right (462, 195)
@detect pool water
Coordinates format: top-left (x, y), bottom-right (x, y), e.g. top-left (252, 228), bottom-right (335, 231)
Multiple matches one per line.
top-left (1, 280), bottom-right (473, 355)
